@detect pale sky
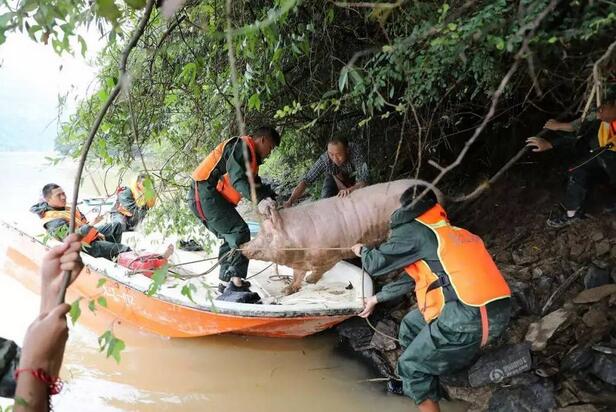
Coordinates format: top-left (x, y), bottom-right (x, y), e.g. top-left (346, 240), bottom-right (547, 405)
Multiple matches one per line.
top-left (0, 30), bottom-right (102, 151)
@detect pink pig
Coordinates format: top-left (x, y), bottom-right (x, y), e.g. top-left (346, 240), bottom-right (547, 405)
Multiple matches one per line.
top-left (241, 179), bottom-right (420, 295)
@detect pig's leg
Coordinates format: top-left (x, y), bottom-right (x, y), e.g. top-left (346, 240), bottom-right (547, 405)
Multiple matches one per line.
top-left (282, 269), bottom-right (306, 295)
top-left (305, 267), bottom-right (328, 284)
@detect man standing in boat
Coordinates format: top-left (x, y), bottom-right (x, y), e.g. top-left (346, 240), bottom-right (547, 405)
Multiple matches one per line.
top-left (188, 126), bottom-right (280, 293)
top-left (30, 184), bottom-right (131, 260)
top-left (351, 188), bottom-right (511, 412)
top-left (108, 173), bottom-right (157, 239)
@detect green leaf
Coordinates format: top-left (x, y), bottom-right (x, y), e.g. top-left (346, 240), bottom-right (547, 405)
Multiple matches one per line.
top-left (142, 176), bottom-right (156, 203)
top-left (88, 299), bottom-right (97, 313)
top-left (98, 330), bottom-right (126, 363)
top-left (181, 283), bottom-right (198, 304)
top-left (548, 36), bottom-right (558, 44)
top-left (69, 298), bottom-right (82, 325)
top-left (338, 67), bottom-right (349, 92)
top-left (107, 336), bottom-right (125, 363)
top-left (97, 296), bottom-right (108, 308)
top-left (125, 0), bottom-right (146, 9)
top-left (146, 264), bottom-right (169, 296)
top-left (96, 278), bottom-right (107, 288)
top-left (77, 35), bottom-right (87, 57)
top-left (96, 0), bottom-right (122, 24)
top-left (248, 93), bottom-right (261, 110)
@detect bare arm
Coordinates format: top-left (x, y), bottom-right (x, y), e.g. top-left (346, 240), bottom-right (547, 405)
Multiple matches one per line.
top-left (284, 181), bottom-right (308, 207)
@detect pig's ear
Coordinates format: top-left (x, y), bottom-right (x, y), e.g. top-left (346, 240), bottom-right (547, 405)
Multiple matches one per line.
top-left (270, 209), bottom-right (283, 231)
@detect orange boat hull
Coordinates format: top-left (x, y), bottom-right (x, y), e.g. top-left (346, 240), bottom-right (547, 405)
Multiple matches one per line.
top-left (1, 225), bottom-right (352, 338)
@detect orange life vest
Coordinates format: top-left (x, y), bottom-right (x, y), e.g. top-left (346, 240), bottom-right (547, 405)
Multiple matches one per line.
top-left (41, 207), bottom-right (100, 245)
top-left (191, 136), bottom-right (259, 206)
top-left (404, 204), bottom-right (511, 322)
top-left (597, 120), bottom-right (616, 152)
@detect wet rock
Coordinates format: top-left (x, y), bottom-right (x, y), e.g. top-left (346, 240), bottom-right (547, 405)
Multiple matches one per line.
top-left (525, 309), bottom-right (571, 351)
top-left (555, 385), bottom-right (580, 408)
top-left (573, 284), bottom-right (616, 304)
top-left (336, 318), bottom-right (397, 378)
top-left (591, 353), bottom-right (616, 385)
top-left (487, 380), bottom-right (556, 412)
top-left (369, 319), bottom-right (398, 351)
top-left (560, 345), bottom-right (594, 372)
top-left (556, 405), bottom-right (599, 412)
top-left (570, 243), bottom-right (585, 259)
top-left (590, 230), bottom-right (604, 242)
top-left (337, 317), bottom-right (374, 351)
top-left (582, 306), bottom-right (609, 331)
top-left (583, 265), bottom-right (610, 289)
top-left (512, 248), bottom-right (540, 266)
top-left (445, 385), bottom-right (492, 412)
top-left (610, 245), bottom-right (616, 260)
top-left (611, 266), bottom-right (616, 284)
top-left (509, 280), bottom-right (540, 316)
top-left (594, 240), bottom-right (610, 256)
top-left (468, 343), bottom-right (532, 387)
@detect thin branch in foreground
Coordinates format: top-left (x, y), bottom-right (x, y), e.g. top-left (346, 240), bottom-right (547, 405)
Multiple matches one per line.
top-left (57, 0), bottom-right (157, 304)
top-left (410, 0), bottom-right (559, 208)
top-left (225, 0), bottom-right (258, 207)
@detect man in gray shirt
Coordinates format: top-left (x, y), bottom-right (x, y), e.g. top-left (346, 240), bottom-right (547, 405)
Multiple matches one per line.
top-left (284, 135), bottom-right (369, 206)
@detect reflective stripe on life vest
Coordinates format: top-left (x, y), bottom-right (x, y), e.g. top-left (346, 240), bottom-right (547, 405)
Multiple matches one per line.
top-left (404, 204), bottom-right (511, 322)
top-left (191, 136), bottom-right (259, 206)
top-left (597, 121), bottom-right (616, 152)
top-left (41, 207), bottom-right (101, 245)
top-left (41, 207), bottom-right (88, 227)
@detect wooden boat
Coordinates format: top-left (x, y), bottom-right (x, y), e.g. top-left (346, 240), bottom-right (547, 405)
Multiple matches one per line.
top-left (0, 220), bottom-right (373, 338)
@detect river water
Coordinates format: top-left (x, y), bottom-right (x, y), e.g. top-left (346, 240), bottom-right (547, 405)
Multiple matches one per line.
top-left (0, 152), bottom-right (464, 411)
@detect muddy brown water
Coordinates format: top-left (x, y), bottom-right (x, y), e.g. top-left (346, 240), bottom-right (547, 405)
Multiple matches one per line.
top-left (0, 152), bottom-right (465, 411)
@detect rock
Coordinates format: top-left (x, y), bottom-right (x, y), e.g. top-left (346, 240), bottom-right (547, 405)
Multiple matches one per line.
top-left (591, 230), bottom-right (604, 242)
top-left (337, 317), bottom-right (374, 351)
top-left (611, 266), bottom-right (616, 284)
top-left (560, 345), bottom-right (594, 372)
top-left (468, 343), bottom-right (532, 387)
top-left (488, 380), bottom-right (556, 412)
top-left (611, 245), bottom-right (616, 260)
top-left (445, 385), bottom-right (493, 412)
top-left (583, 265), bottom-right (610, 289)
top-left (531, 267), bottom-right (543, 279)
top-left (512, 248), bottom-right (540, 266)
top-left (525, 308), bottom-right (571, 351)
top-left (555, 386), bottom-right (579, 408)
top-left (570, 243), bottom-right (585, 259)
top-left (556, 405), bottom-right (599, 412)
top-left (591, 353), bottom-right (616, 385)
top-left (581, 306), bottom-right (609, 330)
top-left (594, 240), bottom-right (610, 256)
top-left (572, 284), bottom-right (616, 304)
top-left (368, 319), bottom-right (398, 351)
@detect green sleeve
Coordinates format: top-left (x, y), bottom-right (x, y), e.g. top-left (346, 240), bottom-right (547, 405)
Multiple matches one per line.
top-left (360, 226), bottom-right (422, 277)
top-left (224, 140), bottom-right (267, 202)
top-left (548, 130), bottom-right (578, 148)
top-left (224, 139), bottom-right (253, 201)
top-left (375, 275), bottom-right (414, 303)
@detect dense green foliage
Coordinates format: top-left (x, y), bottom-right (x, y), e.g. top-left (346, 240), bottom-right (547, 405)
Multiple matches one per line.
top-left (2, 0), bottom-right (615, 236)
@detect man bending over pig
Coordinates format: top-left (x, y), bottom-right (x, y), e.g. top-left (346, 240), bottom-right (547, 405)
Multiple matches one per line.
top-left (188, 126), bottom-right (280, 293)
top-left (352, 188), bottom-right (511, 412)
top-left (284, 135), bottom-right (368, 206)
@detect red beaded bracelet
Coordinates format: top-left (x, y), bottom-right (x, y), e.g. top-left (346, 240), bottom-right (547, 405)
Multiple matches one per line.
top-left (14, 368), bottom-right (63, 395)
